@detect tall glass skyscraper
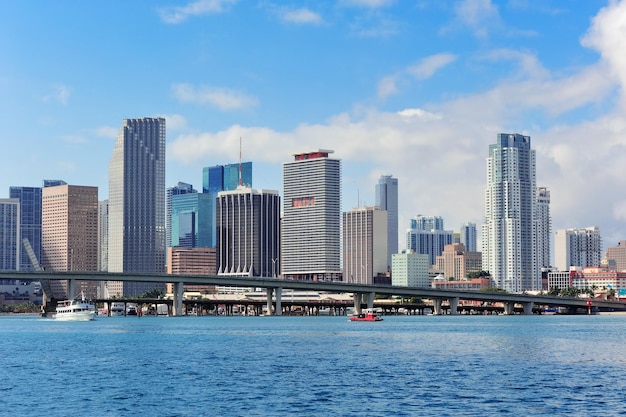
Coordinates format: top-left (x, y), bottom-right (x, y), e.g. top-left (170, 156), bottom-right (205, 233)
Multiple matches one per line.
top-left (406, 215), bottom-right (453, 266)
top-left (482, 133), bottom-right (539, 292)
top-left (9, 186), bottom-right (42, 271)
top-left (459, 222), bottom-right (477, 253)
top-left (166, 182), bottom-right (197, 248)
top-left (109, 117), bottom-right (166, 296)
top-left (375, 175), bottom-right (398, 271)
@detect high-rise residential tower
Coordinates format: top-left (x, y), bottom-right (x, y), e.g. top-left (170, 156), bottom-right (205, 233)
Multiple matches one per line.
top-left (9, 186), bottom-right (42, 271)
top-left (0, 199), bottom-right (20, 271)
top-left (535, 187), bottom-right (551, 269)
top-left (282, 150), bottom-right (341, 281)
top-left (216, 187), bottom-right (280, 277)
top-left (42, 184), bottom-right (98, 298)
top-left (343, 206), bottom-right (388, 285)
top-left (108, 117), bottom-right (166, 296)
top-left (375, 175), bottom-right (398, 271)
top-left (554, 227), bottom-right (602, 271)
top-left (482, 133), bottom-right (539, 292)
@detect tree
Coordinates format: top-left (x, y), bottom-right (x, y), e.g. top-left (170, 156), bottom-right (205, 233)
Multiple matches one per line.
top-left (140, 287), bottom-right (165, 299)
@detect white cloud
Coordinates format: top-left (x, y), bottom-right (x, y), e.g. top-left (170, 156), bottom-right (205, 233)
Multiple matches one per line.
top-left (93, 126), bottom-right (118, 139)
top-left (43, 84), bottom-right (70, 105)
top-left (158, 0), bottom-right (236, 24)
top-left (280, 8), bottom-right (323, 25)
top-left (172, 83), bottom-right (258, 110)
top-left (408, 53), bottom-right (457, 80)
top-left (156, 114), bottom-right (188, 132)
top-left (377, 76), bottom-right (398, 99)
top-left (451, 0), bottom-right (500, 38)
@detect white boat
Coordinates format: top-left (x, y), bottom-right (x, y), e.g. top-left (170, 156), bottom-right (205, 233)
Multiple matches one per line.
top-left (55, 292), bottom-right (96, 321)
top-left (110, 302), bottom-right (125, 316)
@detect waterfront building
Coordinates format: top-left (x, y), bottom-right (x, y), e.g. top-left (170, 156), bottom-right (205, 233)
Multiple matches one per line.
top-left (9, 186), bottom-right (42, 271)
top-left (108, 117), bottom-right (166, 296)
top-left (282, 150), bottom-right (341, 281)
top-left (42, 184), bottom-right (98, 299)
top-left (0, 199), bottom-right (20, 272)
top-left (216, 187), bottom-right (280, 278)
top-left (482, 133), bottom-right (539, 292)
top-left (171, 193), bottom-right (214, 249)
top-left (535, 187), bottom-right (552, 269)
top-left (554, 227), bottom-right (602, 271)
top-left (431, 277), bottom-right (492, 291)
top-left (548, 266), bottom-right (626, 293)
top-left (406, 215), bottom-right (453, 266)
top-left (343, 206), bottom-right (388, 285)
top-left (604, 241), bottom-right (626, 272)
top-left (166, 182), bottom-right (197, 249)
top-left (459, 222), bottom-right (477, 253)
top-left (391, 251), bottom-right (430, 287)
top-left (435, 243), bottom-right (482, 280)
top-left (374, 175), bottom-right (398, 270)
top-left (166, 247), bottom-right (217, 294)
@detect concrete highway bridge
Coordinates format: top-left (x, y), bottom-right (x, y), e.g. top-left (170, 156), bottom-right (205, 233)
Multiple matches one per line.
top-left (2, 271), bottom-right (625, 316)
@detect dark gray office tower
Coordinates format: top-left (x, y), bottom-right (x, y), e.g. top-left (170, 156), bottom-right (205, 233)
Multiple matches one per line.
top-left (375, 175), bottom-right (398, 271)
top-left (109, 117), bottom-right (166, 296)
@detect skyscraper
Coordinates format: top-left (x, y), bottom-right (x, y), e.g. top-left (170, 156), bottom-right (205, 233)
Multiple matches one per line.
top-left (9, 186), bottom-right (42, 271)
top-left (0, 199), bottom-right (20, 271)
top-left (459, 222), bottom-right (477, 253)
top-left (171, 193), bottom-right (214, 248)
top-left (42, 184), bottom-right (98, 298)
top-left (166, 182), bottom-right (197, 248)
top-left (343, 206), bottom-right (388, 285)
top-left (108, 117), bottom-right (166, 296)
top-left (282, 150), bottom-right (341, 281)
top-left (554, 227), bottom-right (602, 271)
top-left (535, 187), bottom-right (551, 269)
top-left (482, 133), bottom-right (539, 292)
top-left (216, 187), bottom-right (280, 277)
top-left (406, 215), bottom-right (453, 266)
top-left (375, 175), bottom-right (398, 271)
top-left (98, 200), bottom-right (108, 272)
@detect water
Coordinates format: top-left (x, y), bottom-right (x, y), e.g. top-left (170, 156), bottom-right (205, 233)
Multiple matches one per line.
top-left (1, 314), bottom-right (626, 416)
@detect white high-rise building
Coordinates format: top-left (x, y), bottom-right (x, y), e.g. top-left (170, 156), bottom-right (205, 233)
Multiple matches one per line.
top-left (375, 175), bottom-right (398, 271)
top-left (282, 150), bottom-right (341, 281)
top-left (554, 227), bottom-right (602, 271)
top-left (343, 206), bottom-right (388, 285)
top-left (108, 117), bottom-right (166, 296)
top-left (482, 133), bottom-right (539, 292)
top-left (535, 187), bottom-right (551, 269)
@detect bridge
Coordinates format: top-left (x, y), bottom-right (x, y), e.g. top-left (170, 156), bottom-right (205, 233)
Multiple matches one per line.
top-left (2, 271), bottom-right (625, 316)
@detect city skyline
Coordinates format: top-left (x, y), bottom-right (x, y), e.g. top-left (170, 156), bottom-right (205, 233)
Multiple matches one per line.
top-left (2, 1), bottom-right (626, 249)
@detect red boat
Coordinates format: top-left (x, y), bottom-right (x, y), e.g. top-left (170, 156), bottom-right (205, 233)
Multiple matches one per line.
top-left (350, 309), bottom-right (383, 322)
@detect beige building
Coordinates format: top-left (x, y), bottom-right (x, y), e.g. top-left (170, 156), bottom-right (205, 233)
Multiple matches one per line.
top-left (435, 243), bottom-right (482, 280)
top-left (167, 247), bottom-right (217, 294)
top-left (42, 184), bottom-right (98, 299)
top-left (343, 206), bottom-right (388, 285)
top-left (604, 241), bottom-right (626, 272)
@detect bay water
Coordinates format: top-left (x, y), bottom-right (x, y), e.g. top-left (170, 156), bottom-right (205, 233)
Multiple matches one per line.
top-left (1, 314), bottom-right (625, 416)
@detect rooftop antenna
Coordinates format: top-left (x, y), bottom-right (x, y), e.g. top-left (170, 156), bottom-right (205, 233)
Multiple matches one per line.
top-left (238, 137), bottom-right (243, 187)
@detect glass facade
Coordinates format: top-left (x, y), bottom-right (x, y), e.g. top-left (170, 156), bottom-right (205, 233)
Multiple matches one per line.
top-left (171, 193), bottom-right (214, 249)
top-left (375, 175), bottom-right (398, 271)
top-left (0, 199), bottom-right (20, 271)
top-left (9, 186), bottom-right (42, 271)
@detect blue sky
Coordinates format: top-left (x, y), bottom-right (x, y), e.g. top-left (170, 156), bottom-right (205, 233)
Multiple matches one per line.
top-left (2, 0), bottom-right (626, 257)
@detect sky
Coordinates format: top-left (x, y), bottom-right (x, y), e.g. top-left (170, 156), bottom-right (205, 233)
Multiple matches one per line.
top-left (2, 0), bottom-right (626, 261)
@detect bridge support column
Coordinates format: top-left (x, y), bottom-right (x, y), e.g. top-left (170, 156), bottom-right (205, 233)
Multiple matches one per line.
top-left (449, 297), bottom-right (459, 315)
top-left (522, 301), bottom-right (534, 315)
top-left (432, 299), bottom-right (442, 315)
top-left (173, 282), bottom-right (184, 316)
top-left (68, 279), bottom-right (76, 299)
top-left (367, 292), bottom-right (375, 309)
top-left (266, 289), bottom-right (273, 315)
top-left (275, 287), bottom-right (282, 316)
top-left (503, 302), bottom-right (515, 315)
top-left (353, 293), bottom-right (363, 315)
